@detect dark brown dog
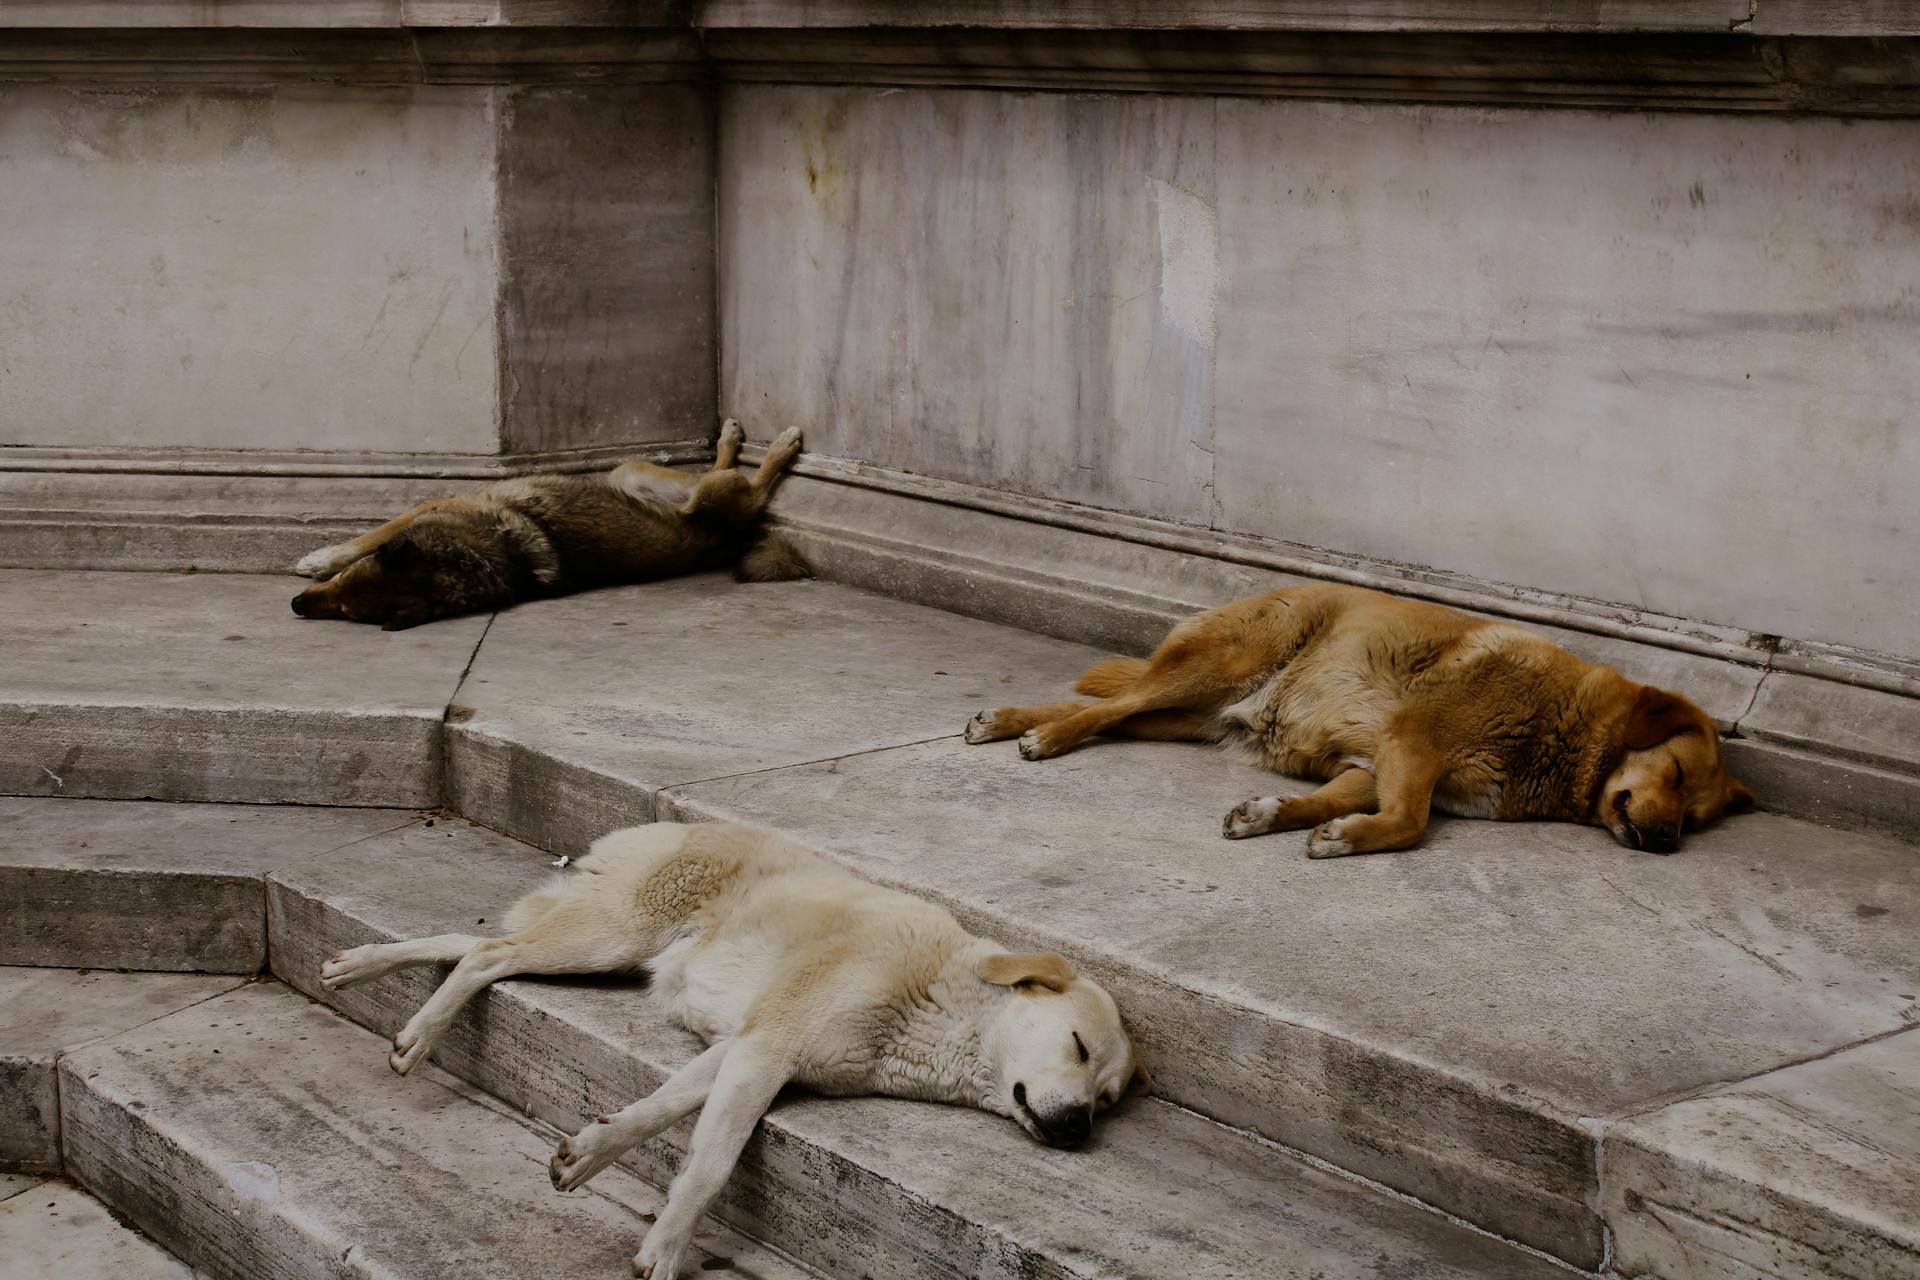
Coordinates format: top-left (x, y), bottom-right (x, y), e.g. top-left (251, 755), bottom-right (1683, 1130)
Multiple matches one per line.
top-left (967, 583), bottom-right (1755, 856)
top-left (291, 422), bottom-right (806, 629)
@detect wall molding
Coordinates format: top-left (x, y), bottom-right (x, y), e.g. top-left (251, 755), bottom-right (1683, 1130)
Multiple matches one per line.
top-left (1, 23), bottom-right (1916, 115)
top-left (750, 447), bottom-right (1920, 700)
top-left (0, 439), bottom-right (711, 481)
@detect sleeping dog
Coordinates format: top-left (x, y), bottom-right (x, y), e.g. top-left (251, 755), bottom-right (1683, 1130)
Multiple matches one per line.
top-left (290, 421), bottom-right (806, 629)
top-left (319, 822), bottom-right (1148, 1280)
top-left (967, 582), bottom-right (1755, 857)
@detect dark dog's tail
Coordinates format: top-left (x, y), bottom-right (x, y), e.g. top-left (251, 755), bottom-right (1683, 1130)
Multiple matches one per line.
top-left (734, 531), bottom-right (811, 583)
top-left (1074, 656), bottom-right (1148, 698)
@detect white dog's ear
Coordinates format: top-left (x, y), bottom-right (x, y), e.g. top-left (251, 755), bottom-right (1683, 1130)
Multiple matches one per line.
top-left (978, 951), bottom-right (1076, 993)
top-left (1127, 1057), bottom-right (1154, 1097)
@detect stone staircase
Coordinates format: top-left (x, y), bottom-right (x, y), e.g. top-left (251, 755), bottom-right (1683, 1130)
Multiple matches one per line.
top-left (2, 566), bottom-right (1916, 1279)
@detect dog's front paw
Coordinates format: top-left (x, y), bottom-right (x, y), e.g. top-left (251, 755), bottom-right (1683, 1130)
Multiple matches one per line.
top-left (718, 418), bottom-right (744, 450)
top-left (1017, 726), bottom-right (1070, 761)
top-left (1306, 819), bottom-right (1356, 859)
top-left (387, 1025), bottom-right (432, 1076)
top-left (319, 944), bottom-right (385, 991)
top-left (1223, 797), bottom-right (1281, 839)
top-left (294, 544), bottom-right (349, 579)
top-left (964, 710), bottom-right (1009, 744)
top-left (550, 1116), bottom-right (624, 1193)
top-left (633, 1224), bottom-right (691, 1280)
top-left (769, 425), bottom-right (803, 454)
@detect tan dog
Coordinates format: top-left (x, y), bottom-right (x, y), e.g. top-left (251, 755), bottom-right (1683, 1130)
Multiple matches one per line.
top-left (290, 421), bottom-right (807, 629)
top-left (319, 822), bottom-right (1147, 1280)
top-left (967, 583), bottom-right (1755, 857)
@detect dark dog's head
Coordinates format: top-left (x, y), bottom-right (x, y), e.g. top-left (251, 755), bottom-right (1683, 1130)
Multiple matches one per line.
top-left (291, 528), bottom-right (505, 630)
top-left (1592, 685), bottom-right (1755, 853)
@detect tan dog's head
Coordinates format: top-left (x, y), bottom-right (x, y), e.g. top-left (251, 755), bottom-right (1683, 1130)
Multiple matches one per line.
top-left (1593, 685), bottom-right (1755, 853)
top-left (976, 951), bottom-right (1149, 1148)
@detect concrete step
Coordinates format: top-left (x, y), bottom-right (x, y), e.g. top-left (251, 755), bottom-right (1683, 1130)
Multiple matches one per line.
top-left (0, 797), bottom-right (417, 971)
top-left (0, 569), bottom-right (483, 807)
top-left (0, 1176), bottom-right (192, 1279)
top-left (1, 568), bottom-right (1916, 1276)
top-left (55, 980), bottom-right (822, 1280)
top-left (1, 966), bottom-right (242, 1174)
top-left (263, 816), bottom-right (1566, 1280)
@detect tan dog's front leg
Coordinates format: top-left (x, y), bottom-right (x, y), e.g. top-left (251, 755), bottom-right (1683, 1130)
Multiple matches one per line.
top-left (1306, 735), bottom-right (1444, 858)
top-left (1225, 768), bottom-right (1376, 840)
top-left (635, 1039), bottom-right (792, 1280)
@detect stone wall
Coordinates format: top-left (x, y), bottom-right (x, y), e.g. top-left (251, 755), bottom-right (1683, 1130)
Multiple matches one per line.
top-left (720, 84), bottom-right (1920, 661)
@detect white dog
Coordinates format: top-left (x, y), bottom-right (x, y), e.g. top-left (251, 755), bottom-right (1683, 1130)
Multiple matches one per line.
top-left (319, 822), bottom-right (1149, 1279)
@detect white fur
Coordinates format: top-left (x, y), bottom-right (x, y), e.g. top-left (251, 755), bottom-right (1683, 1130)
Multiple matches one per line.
top-left (294, 542), bottom-right (359, 579)
top-left (1222, 796), bottom-right (1281, 840)
top-left (1306, 819), bottom-right (1356, 858)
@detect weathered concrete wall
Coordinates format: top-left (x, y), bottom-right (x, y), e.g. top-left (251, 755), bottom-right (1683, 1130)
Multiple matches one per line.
top-left (720, 85), bottom-right (1920, 661)
top-left (0, 85), bottom-right (502, 454)
top-left (497, 85), bottom-right (714, 455)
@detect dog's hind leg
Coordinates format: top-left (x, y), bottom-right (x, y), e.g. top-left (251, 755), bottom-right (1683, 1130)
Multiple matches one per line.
top-left (386, 907), bottom-right (654, 1076)
top-left (964, 701), bottom-right (1091, 743)
top-left (633, 1036), bottom-right (796, 1280)
top-left (318, 933), bottom-right (488, 991)
top-left (966, 703), bottom-right (1215, 745)
top-left (549, 1040), bottom-right (730, 1193)
top-left (1223, 767), bottom-right (1376, 841)
top-left (747, 426), bottom-right (803, 505)
top-left (609, 458), bottom-right (700, 506)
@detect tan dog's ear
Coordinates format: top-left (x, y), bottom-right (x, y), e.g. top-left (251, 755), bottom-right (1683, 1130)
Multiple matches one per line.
top-left (1724, 780), bottom-right (1757, 814)
top-left (1623, 686), bottom-right (1698, 750)
top-left (978, 951), bottom-right (1076, 993)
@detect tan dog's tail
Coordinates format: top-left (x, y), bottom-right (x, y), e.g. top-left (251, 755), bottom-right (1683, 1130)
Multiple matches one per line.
top-left (734, 532), bottom-right (811, 583)
top-left (1075, 657), bottom-right (1148, 698)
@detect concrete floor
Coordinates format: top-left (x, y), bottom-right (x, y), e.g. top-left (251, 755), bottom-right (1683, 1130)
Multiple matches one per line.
top-left (1, 568), bottom-right (1915, 1276)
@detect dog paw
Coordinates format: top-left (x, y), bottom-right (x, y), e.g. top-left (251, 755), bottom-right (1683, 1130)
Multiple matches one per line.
top-left (633, 1225), bottom-right (691, 1280)
top-left (294, 544), bottom-right (347, 579)
top-left (717, 418), bottom-right (744, 449)
top-left (550, 1117), bottom-right (624, 1193)
top-left (318, 945), bottom-right (384, 991)
top-left (1016, 727), bottom-right (1067, 761)
top-left (770, 425), bottom-right (803, 454)
top-left (387, 1026), bottom-right (431, 1076)
top-left (1223, 797), bottom-right (1281, 839)
top-left (964, 710), bottom-right (1004, 744)
top-left (1306, 819), bottom-right (1355, 859)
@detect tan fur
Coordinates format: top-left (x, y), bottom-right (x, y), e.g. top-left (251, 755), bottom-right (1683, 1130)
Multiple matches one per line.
top-left (968, 583), bottom-right (1755, 857)
top-left (318, 822), bottom-right (1145, 1280)
top-left (290, 421), bottom-right (808, 629)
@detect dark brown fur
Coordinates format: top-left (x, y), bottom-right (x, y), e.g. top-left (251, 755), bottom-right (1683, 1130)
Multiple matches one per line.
top-left (291, 423), bottom-right (807, 630)
top-left (966, 583), bottom-right (1755, 857)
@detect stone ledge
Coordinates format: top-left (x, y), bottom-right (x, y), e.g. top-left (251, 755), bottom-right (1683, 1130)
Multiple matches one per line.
top-left (55, 981), bottom-right (812, 1280)
top-left (1, 15), bottom-right (1917, 113)
top-left (0, 967), bottom-right (240, 1174)
top-left (2, 0), bottom-right (1910, 36)
top-left (0, 797), bottom-right (417, 971)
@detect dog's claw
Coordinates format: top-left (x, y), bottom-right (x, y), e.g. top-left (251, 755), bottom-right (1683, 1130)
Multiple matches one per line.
top-left (963, 711), bottom-right (997, 744)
